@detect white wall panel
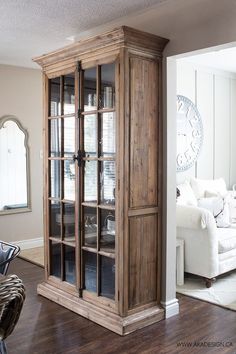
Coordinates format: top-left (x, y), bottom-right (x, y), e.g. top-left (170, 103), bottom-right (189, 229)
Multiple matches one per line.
top-left (177, 62), bottom-right (236, 189)
top-left (214, 75), bottom-right (230, 186)
top-left (196, 70), bottom-right (214, 179)
top-left (230, 79), bottom-right (236, 188)
top-left (176, 62), bottom-right (196, 184)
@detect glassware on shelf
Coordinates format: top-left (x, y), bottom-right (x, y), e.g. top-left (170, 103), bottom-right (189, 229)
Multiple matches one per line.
top-left (87, 93), bottom-right (97, 109)
top-left (100, 112), bottom-right (115, 157)
top-left (101, 63), bottom-right (115, 110)
top-left (64, 74), bottom-right (75, 115)
top-left (84, 161), bottom-right (97, 202)
top-left (84, 114), bottom-right (97, 157)
top-left (84, 67), bottom-right (96, 112)
top-left (100, 210), bottom-right (115, 253)
top-left (49, 201), bottom-right (61, 238)
top-left (63, 203), bottom-right (75, 242)
top-left (50, 118), bottom-right (61, 157)
top-left (64, 117), bottom-right (75, 158)
top-left (84, 207), bottom-right (97, 248)
top-left (103, 86), bottom-right (113, 108)
top-left (106, 213), bottom-right (115, 234)
top-left (100, 161), bottom-right (116, 205)
top-left (50, 77), bottom-right (61, 116)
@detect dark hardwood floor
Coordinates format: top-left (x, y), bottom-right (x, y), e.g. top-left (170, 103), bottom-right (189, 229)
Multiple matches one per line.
top-left (5, 258), bottom-right (236, 354)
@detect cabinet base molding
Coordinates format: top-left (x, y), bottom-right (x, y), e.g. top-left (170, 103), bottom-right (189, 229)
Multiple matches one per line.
top-left (37, 282), bottom-right (165, 335)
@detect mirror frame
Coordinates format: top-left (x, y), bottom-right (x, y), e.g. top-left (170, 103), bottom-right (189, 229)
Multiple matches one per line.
top-left (0, 115), bottom-right (31, 215)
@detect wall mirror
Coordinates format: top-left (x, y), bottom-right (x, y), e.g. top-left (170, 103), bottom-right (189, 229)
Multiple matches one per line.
top-left (0, 115), bottom-right (31, 215)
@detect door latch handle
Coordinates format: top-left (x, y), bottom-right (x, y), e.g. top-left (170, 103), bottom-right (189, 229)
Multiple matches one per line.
top-left (73, 150), bottom-right (85, 167)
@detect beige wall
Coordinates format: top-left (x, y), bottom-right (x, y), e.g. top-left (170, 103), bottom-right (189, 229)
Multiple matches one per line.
top-left (0, 64), bottom-right (43, 243)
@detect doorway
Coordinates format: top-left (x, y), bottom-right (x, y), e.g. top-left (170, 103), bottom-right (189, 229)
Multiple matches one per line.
top-left (167, 44), bottom-right (236, 312)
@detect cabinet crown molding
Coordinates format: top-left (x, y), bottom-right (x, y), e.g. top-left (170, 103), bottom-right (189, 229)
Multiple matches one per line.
top-left (33, 26), bottom-right (169, 69)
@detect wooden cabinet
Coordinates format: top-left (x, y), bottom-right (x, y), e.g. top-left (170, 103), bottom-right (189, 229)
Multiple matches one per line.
top-left (34, 26), bottom-right (168, 335)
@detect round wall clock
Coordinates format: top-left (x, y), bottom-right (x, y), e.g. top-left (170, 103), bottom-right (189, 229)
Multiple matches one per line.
top-left (176, 95), bottom-right (203, 172)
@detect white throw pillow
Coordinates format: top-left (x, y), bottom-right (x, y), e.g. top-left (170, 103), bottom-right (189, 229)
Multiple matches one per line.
top-left (177, 181), bottom-right (198, 206)
top-left (205, 190), bottom-right (219, 198)
top-left (198, 197), bottom-right (230, 228)
top-left (191, 177), bottom-right (227, 199)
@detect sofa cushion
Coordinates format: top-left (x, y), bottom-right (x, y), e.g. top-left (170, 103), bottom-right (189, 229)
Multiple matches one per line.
top-left (176, 181), bottom-right (198, 206)
top-left (190, 177), bottom-right (227, 199)
top-left (218, 226), bottom-right (236, 253)
top-left (198, 196), bottom-right (230, 228)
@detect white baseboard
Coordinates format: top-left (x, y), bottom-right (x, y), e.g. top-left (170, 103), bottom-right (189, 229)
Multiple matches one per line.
top-left (12, 237), bottom-right (44, 250)
top-left (161, 298), bottom-right (179, 318)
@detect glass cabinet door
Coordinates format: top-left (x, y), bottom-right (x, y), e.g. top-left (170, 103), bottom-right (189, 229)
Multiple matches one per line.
top-left (47, 62), bottom-right (116, 303)
top-left (48, 73), bottom-right (77, 286)
top-left (81, 62), bottom-right (116, 301)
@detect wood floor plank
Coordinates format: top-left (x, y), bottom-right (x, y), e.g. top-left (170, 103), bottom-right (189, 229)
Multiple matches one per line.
top-left (5, 258), bottom-right (236, 353)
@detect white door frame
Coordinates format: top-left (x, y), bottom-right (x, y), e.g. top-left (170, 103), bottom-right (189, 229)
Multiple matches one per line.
top-left (162, 41), bottom-right (236, 317)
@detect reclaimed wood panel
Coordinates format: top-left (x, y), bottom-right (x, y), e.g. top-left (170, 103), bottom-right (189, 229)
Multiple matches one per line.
top-left (128, 214), bottom-right (157, 309)
top-left (129, 57), bottom-right (159, 208)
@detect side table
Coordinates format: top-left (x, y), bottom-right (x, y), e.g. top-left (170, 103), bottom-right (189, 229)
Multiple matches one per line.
top-left (176, 238), bottom-right (184, 286)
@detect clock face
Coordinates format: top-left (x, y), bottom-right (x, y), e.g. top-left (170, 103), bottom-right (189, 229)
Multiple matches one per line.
top-left (176, 95), bottom-right (203, 172)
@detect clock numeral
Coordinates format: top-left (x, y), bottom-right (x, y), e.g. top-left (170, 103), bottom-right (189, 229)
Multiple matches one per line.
top-left (189, 115), bottom-right (198, 127)
top-left (184, 149), bottom-right (192, 162)
top-left (192, 129), bottom-right (201, 138)
top-left (177, 101), bottom-right (185, 113)
top-left (191, 141), bottom-right (200, 153)
top-left (186, 105), bottom-right (191, 117)
top-left (177, 153), bottom-right (185, 166)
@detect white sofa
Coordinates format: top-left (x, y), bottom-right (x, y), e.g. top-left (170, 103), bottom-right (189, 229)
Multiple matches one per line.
top-left (176, 178), bottom-right (236, 287)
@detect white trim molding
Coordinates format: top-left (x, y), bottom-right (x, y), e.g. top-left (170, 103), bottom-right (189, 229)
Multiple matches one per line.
top-left (161, 298), bottom-right (179, 318)
top-left (12, 237), bottom-right (43, 250)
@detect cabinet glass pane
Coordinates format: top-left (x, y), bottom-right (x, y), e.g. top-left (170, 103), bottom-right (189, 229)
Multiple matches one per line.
top-left (64, 117), bottom-right (75, 157)
top-left (100, 112), bottom-right (115, 157)
top-left (100, 161), bottom-right (115, 205)
top-left (84, 161), bottom-right (97, 202)
top-left (50, 77), bottom-right (61, 116)
top-left (63, 203), bottom-right (75, 242)
top-left (64, 160), bottom-right (75, 200)
top-left (63, 74), bottom-right (75, 115)
top-left (50, 241), bottom-right (61, 278)
top-left (101, 63), bottom-right (115, 109)
top-left (65, 245), bottom-right (75, 284)
top-left (50, 119), bottom-right (61, 157)
top-left (84, 251), bottom-right (97, 293)
top-left (100, 256), bottom-right (115, 299)
top-left (84, 67), bottom-right (96, 112)
top-left (49, 201), bottom-right (61, 238)
top-left (50, 160), bottom-right (61, 198)
top-left (84, 114), bottom-right (97, 157)
top-left (100, 210), bottom-right (115, 253)
top-left (83, 207), bottom-right (97, 248)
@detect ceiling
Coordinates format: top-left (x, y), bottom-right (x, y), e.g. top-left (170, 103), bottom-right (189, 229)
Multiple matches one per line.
top-left (179, 47), bottom-right (236, 73)
top-left (1, 0), bottom-right (236, 70)
top-left (0, 0), bottom-right (169, 68)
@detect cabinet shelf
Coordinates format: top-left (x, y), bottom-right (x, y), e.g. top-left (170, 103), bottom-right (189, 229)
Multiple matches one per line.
top-left (49, 237), bottom-right (76, 248)
top-left (81, 202), bottom-right (115, 210)
top-left (48, 113), bottom-right (75, 119)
